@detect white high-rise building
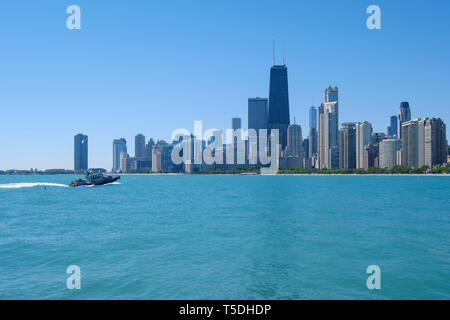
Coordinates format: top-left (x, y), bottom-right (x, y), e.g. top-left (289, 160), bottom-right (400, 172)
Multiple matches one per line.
top-left (379, 139), bottom-right (401, 168)
top-left (401, 119), bottom-right (425, 168)
top-left (356, 122), bottom-right (373, 169)
top-left (152, 148), bottom-right (163, 173)
top-left (120, 151), bottom-right (129, 173)
top-left (318, 87), bottom-right (339, 169)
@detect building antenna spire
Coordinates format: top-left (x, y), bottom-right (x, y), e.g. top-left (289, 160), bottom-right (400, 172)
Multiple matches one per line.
top-left (272, 39), bottom-right (276, 66)
top-left (282, 42), bottom-right (285, 65)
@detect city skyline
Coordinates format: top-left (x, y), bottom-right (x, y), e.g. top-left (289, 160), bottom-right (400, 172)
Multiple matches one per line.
top-left (1, 1), bottom-right (450, 170)
top-left (71, 87), bottom-right (447, 174)
top-left (6, 68), bottom-right (450, 172)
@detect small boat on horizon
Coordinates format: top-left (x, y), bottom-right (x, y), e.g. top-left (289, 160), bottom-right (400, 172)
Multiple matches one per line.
top-left (70, 172), bottom-right (120, 188)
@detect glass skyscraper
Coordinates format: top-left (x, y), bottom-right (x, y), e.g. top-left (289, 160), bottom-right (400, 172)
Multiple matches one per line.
top-left (309, 106), bottom-right (317, 130)
top-left (248, 98), bottom-right (268, 133)
top-left (113, 138), bottom-right (127, 172)
top-left (388, 115), bottom-right (398, 137)
top-left (398, 102), bottom-right (411, 139)
top-left (325, 86), bottom-right (339, 104)
top-left (135, 134), bottom-right (146, 158)
top-left (268, 65), bottom-right (290, 151)
top-left (74, 134), bottom-right (88, 171)
top-left (308, 106), bottom-right (318, 157)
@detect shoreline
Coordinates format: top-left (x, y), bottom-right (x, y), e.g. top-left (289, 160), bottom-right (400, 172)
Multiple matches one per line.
top-left (112, 173), bottom-right (450, 177)
top-left (1, 173), bottom-right (449, 177)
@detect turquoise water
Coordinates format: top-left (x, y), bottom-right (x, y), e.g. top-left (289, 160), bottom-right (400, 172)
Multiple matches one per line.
top-left (0, 175), bottom-right (449, 300)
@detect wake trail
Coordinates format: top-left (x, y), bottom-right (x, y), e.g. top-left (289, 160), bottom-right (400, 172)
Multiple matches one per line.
top-left (0, 183), bottom-right (69, 189)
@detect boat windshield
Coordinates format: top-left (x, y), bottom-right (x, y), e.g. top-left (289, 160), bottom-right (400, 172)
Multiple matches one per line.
top-left (86, 173), bottom-right (104, 182)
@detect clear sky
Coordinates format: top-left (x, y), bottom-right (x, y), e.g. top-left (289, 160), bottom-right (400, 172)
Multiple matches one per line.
top-left (1, 0), bottom-right (449, 170)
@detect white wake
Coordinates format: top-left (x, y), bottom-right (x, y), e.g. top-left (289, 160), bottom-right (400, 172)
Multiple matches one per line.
top-left (105, 182), bottom-right (121, 185)
top-left (0, 182), bottom-right (69, 189)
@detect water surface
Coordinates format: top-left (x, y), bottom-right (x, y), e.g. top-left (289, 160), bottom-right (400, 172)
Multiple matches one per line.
top-left (0, 175), bottom-right (449, 299)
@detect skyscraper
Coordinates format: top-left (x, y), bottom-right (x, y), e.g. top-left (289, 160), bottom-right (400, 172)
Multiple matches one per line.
top-left (74, 134), bottom-right (88, 171)
top-left (113, 138), bottom-right (127, 172)
top-left (387, 115), bottom-right (398, 138)
top-left (285, 124), bottom-right (303, 158)
top-left (318, 87), bottom-right (339, 169)
top-left (318, 104), bottom-right (326, 168)
top-left (308, 127), bottom-right (318, 158)
top-left (145, 138), bottom-right (155, 160)
top-left (325, 86), bottom-right (339, 104)
top-left (268, 64), bottom-right (290, 151)
top-left (371, 132), bottom-right (387, 145)
top-left (338, 123), bottom-right (356, 169)
top-left (135, 134), bottom-right (146, 158)
top-left (356, 121), bottom-right (373, 169)
top-left (325, 102), bottom-right (339, 147)
top-left (228, 117), bottom-right (243, 166)
top-left (398, 102), bottom-right (411, 139)
top-left (152, 149), bottom-right (162, 173)
top-left (303, 138), bottom-right (309, 160)
top-left (120, 151), bottom-right (130, 173)
top-left (379, 139), bottom-right (401, 168)
top-left (364, 144), bottom-right (379, 170)
top-left (309, 106), bottom-right (317, 129)
top-left (424, 118), bottom-right (447, 167)
top-left (232, 118), bottom-right (242, 131)
top-left (248, 98), bottom-right (268, 133)
top-left (401, 119), bottom-right (425, 168)
top-left (308, 106), bottom-right (318, 158)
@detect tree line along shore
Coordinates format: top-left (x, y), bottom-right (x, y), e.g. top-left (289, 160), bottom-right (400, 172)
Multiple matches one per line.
top-left (1, 165), bottom-right (450, 176)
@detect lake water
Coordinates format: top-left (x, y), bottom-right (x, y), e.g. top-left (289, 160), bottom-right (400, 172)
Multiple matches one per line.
top-left (0, 175), bottom-right (449, 299)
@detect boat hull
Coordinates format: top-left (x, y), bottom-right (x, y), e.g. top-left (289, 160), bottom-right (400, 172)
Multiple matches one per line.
top-left (69, 176), bottom-right (120, 188)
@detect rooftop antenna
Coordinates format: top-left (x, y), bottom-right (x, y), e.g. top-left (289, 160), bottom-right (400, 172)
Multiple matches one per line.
top-left (272, 39), bottom-right (276, 66)
top-left (294, 115), bottom-right (296, 124)
top-left (282, 42), bottom-right (285, 65)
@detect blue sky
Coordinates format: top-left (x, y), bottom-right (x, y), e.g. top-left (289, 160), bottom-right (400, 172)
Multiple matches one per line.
top-left (1, 0), bottom-right (449, 170)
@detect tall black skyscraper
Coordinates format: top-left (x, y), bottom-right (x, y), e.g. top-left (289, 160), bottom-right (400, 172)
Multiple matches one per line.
top-left (268, 64), bottom-right (290, 150)
top-left (74, 133), bottom-right (88, 171)
top-left (338, 123), bottom-right (356, 169)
